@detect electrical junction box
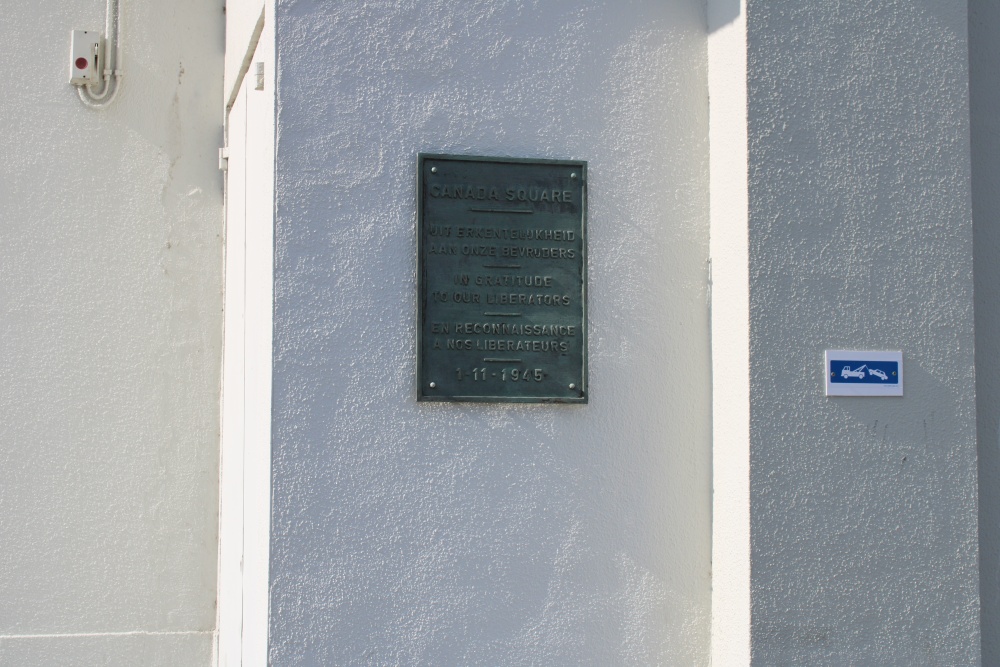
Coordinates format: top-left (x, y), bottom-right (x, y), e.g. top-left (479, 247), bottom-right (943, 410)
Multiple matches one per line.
top-left (69, 30), bottom-right (103, 86)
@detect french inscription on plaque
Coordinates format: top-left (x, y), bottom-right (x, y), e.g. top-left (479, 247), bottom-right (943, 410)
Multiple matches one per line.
top-left (417, 154), bottom-right (587, 403)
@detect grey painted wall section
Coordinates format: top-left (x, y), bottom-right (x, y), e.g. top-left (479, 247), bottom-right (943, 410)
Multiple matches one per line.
top-left (970, 1), bottom-right (1000, 661)
top-left (268, 0), bottom-right (712, 663)
top-left (746, 0), bottom-right (980, 662)
top-left (0, 0), bottom-right (223, 663)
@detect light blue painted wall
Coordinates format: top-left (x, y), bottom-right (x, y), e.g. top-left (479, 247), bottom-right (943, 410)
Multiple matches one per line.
top-left (746, 0), bottom-right (980, 662)
top-left (267, 1), bottom-right (714, 663)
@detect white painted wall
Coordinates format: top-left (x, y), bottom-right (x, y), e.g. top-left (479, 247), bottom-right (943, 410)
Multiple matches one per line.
top-left (0, 0), bottom-right (223, 664)
top-left (266, 1), bottom-right (712, 663)
top-left (224, 1), bottom-right (265, 103)
top-left (745, 0), bottom-right (980, 662)
top-left (218, 2), bottom-right (275, 664)
top-left (707, 0), bottom-right (750, 663)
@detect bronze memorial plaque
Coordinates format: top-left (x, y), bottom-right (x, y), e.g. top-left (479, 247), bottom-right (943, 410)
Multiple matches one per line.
top-left (417, 154), bottom-right (587, 403)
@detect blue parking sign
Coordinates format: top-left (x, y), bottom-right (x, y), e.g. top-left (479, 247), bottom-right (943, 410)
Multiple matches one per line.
top-left (830, 359), bottom-right (899, 385)
top-left (825, 350), bottom-right (903, 396)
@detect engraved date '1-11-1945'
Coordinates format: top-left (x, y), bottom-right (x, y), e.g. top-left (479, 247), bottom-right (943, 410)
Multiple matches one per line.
top-left (456, 367), bottom-right (545, 382)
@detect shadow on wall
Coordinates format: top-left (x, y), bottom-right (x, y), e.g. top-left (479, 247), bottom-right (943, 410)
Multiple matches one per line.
top-left (708, 0), bottom-right (740, 33)
top-left (970, 0), bottom-right (1000, 663)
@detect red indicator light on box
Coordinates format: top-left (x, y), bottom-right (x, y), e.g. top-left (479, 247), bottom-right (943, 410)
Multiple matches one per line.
top-left (75, 57), bottom-right (89, 70)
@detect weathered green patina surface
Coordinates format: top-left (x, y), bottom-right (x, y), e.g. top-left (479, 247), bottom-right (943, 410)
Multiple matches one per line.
top-left (417, 154), bottom-right (587, 403)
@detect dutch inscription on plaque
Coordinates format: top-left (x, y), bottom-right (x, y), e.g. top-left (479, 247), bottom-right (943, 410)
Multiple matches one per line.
top-left (417, 154), bottom-right (587, 403)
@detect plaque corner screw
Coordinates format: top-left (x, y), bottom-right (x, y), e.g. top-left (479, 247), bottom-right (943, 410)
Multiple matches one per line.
top-left (429, 382), bottom-right (437, 388)
top-left (570, 172), bottom-right (577, 179)
top-left (430, 167), bottom-right (437, 173)
top-left (569, 383), bottom-right (576, 389)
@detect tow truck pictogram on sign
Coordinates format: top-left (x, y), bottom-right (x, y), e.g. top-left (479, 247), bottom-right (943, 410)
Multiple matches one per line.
top-left (825, 350), bottom-right (903, 396)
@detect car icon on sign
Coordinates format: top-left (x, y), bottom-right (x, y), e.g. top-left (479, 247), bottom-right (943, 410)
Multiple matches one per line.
top-left (868, 368), bottom-right (888, 381)
top-left (841, 365), bottom-right (866, 380)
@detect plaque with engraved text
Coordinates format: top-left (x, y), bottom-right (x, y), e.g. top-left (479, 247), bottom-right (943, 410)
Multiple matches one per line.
top-left (417, 154), bottom-right (587, 403)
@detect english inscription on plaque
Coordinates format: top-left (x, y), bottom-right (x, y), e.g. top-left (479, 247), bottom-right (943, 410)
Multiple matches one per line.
top-left (417, 154), bottom-right (588, 403)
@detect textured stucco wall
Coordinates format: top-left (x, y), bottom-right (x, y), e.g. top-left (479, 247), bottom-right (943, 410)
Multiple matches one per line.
top-left (269, 0), bottom-right (712, 663)
top-left (0, 0), bottom-right (223, 664)
top-left (970, 1), bottom-right (1000, 661)
top-left (746, 0), bottom-right (980, 662)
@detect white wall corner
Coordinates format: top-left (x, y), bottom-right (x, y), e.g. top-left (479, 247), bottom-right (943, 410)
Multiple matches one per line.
top-left (217, 1), bottom-right (276, 666)
top-left (707, 1), bottom-right (750, 664)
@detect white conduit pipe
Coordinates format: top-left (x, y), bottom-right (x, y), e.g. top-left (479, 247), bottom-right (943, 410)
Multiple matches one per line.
top-left (78, 0), bottom-right (122, 108)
